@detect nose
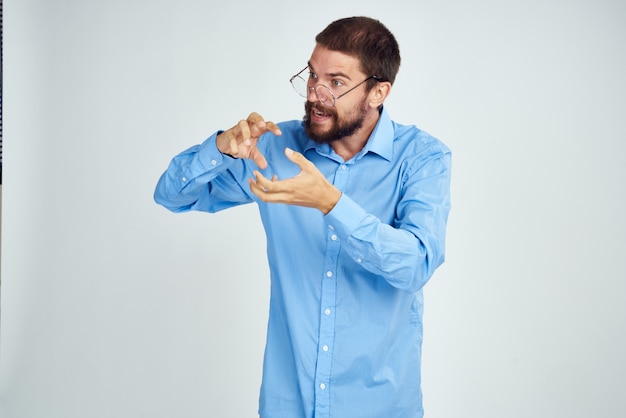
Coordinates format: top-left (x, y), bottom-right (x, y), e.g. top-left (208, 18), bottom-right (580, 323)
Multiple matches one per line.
top-left (306, 86), bottom-right (319, 103)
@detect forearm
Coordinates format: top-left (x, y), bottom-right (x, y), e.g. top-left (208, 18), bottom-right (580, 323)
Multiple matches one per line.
top-left (325, 155), bottom-right (451, 292)
top-left (154, 134), bottom-right (250, 213)
top-left (325, 196), bottom-right (437, 292)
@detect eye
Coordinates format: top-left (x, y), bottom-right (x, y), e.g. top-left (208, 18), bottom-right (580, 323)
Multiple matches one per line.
top-left (332, 79), bottom-right (344, 88)
top-left (308, 71), bottom-right (318, 80)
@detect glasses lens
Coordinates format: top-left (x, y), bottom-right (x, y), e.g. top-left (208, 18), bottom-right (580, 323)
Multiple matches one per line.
top-left (290, 70), bottom-right (336, 107)
top-left (314, 85), bottom-right (335, 107)
top-left (291, 75), bottom-right (308, 98)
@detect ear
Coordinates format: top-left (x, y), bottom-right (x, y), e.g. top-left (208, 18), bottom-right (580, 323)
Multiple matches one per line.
top-left (368, 81), bottom-right (392, 108)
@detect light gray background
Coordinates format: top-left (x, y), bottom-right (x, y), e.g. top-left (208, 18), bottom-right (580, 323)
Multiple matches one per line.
top-left (2, 0), bottom-right (625, 417)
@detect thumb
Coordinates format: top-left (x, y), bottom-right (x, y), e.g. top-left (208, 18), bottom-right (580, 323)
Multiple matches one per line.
top-left (285, 147), bottom-right (308, 168)
top-left (250, 146), bottom-right (268, 170)
top-left (284, 147), bottom-right (299, 162)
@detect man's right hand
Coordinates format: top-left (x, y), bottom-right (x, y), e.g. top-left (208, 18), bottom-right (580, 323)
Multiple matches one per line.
top-left (216, 112), bottom-right (282, 169)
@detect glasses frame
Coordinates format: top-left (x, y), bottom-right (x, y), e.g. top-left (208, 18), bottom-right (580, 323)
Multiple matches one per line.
top-left (289, 66), bottom-right (381, 107)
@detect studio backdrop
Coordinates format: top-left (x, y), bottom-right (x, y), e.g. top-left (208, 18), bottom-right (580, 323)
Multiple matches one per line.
top-left (1, 1), bottom-right (625, 417)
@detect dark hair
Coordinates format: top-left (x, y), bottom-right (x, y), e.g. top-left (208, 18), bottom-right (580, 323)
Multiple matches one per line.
top-left (315, 16), bottom-right (401, 89)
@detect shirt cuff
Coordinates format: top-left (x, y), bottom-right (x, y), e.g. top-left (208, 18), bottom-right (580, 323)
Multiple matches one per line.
top-left (325, 193), bottom-right (368, 239)
top-left (197, 132), bottom-right (236, 170)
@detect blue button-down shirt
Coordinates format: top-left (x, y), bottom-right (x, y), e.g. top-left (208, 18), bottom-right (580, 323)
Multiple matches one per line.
top-left (154, 108), bottom-right (451, 418)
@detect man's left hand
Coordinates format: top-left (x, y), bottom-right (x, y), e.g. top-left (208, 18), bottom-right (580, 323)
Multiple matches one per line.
top-left (248, 148), bottom-right (342, 214)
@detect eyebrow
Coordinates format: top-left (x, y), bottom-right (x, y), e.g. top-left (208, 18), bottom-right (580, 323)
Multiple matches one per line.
top-left (307, 61), bottom-right (353, 81)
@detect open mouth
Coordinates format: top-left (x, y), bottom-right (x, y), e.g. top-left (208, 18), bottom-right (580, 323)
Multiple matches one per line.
top-left (311, 105), bottom-right (333, 121)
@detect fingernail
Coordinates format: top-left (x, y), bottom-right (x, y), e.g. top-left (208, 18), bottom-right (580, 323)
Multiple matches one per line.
top-left (285, 147), bottom-right (294, 156)
top-left (244, 138), bottom-right (251, 146)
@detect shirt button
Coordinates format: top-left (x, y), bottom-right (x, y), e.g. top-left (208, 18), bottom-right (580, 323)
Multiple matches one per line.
top-left (331, 234), bottom-right (337, 241)
top-left (211, 159), bottom-right (217, 166)
top-left (320, 383), bottom-right (326, 390)
top-left (182, 176), bottom-right (187, 182)
top-left (356, 258), bottom-right (362, 263)
top-left (323, 345), bottom-right (329, 352)
top-left (326, 271), bottom-right (333, 278)
top-left (325, 309), bottom-right (331, 315)
top-left (341, 165), bottom-right (347, 170)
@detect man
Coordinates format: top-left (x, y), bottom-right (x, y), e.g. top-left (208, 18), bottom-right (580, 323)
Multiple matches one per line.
top-left (155, 16), bottom-right (451, 418)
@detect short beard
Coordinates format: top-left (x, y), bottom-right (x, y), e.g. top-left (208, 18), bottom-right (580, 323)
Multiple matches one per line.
top-left (303, 100), bottom-right (368, 144)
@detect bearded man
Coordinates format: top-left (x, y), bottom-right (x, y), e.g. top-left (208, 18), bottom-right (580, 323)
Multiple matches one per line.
top-left (155, 16), bottom-right (452, 418)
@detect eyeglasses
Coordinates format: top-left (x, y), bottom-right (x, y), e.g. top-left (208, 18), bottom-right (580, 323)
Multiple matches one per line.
top-left (289, 66), bottom-right (380, 107)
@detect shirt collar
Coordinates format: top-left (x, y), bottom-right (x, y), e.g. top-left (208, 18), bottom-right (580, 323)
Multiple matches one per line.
top-left (303, 107), bottom-right (394, 162)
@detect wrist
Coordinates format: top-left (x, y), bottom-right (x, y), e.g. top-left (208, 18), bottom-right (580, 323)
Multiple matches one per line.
top-left (216, 131), bottom-right (234, 157)
top-left (321, 188), bottom-right (342, 215)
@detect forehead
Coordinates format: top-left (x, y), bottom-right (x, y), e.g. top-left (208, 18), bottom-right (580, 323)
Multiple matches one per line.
top-left (308, 45), bottom-right (364, 79)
